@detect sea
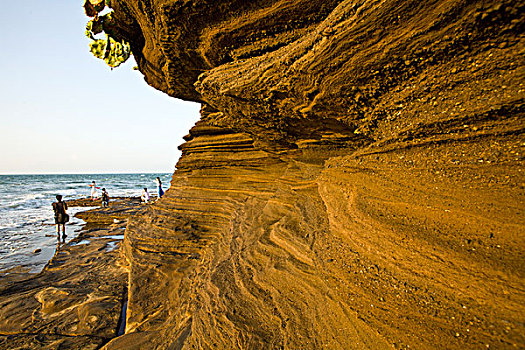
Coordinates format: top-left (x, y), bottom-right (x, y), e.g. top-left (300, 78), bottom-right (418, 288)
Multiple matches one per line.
top-left (0, 173), bottom-right (171, 274)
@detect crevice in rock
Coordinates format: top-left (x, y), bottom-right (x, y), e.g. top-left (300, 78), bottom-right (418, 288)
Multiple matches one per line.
top-left (115, 287), bottom-right (128, 337)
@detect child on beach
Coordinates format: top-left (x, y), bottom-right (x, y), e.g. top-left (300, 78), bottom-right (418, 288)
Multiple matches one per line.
top-left (101, 188), bottom-right (109, 207)
top-left (89, 181), bottom-right (100, 200)
top-left (52, 195), bottom-right (68, 242)
top-left (155, 177), bottom-right (164, 200)
top-left (141, 188), bottom-right (150, 204)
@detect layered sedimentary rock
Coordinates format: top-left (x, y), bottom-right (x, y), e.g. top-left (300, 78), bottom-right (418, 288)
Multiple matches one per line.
top-left (103, 0), bottom-right (524, 349)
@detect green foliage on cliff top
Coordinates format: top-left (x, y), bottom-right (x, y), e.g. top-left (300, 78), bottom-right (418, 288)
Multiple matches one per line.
top-left (84, 0), bottom-right (131, 68)
top-left (89, 34), bottom-right (131, 68)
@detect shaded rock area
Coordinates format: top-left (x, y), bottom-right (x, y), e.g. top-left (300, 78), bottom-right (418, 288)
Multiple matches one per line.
top-left (0, 197), bottom-right (143, 350)
top-left (55, 0), bottom-right (525, 348)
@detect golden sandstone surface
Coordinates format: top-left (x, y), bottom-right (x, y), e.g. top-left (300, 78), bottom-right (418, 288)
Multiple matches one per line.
top-left (106, 0), bottom-right (523, 348)
top-left (1, 0), bottom-right (524, 349)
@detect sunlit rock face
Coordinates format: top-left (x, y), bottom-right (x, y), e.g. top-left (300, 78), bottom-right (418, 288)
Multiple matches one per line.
top-left (104, 0), bottom-right (524, 349)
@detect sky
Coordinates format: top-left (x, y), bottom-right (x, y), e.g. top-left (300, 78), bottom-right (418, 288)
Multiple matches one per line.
top-left (0, 1), bottom-right (201, 174)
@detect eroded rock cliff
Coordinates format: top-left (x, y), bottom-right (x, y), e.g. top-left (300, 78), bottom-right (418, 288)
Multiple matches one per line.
top-left (102, 0), bottom-right (524, 349)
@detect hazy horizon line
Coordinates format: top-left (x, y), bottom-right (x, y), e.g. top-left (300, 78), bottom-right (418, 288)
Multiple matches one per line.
top-left (0, 171), bottom-right (173, 176)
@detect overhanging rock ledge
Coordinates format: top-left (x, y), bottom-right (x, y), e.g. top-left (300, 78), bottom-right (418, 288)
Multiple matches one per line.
top-left (103, 0), bottom-right (524, 349)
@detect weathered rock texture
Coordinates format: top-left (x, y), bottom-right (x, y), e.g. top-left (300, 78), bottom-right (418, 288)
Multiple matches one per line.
top-left (105, 0), bottom-right (524, 349)
top-left (0, 198), bottom-right (141, 349)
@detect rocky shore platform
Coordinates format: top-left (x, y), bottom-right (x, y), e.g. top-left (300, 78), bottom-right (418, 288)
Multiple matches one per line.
top-left (0, 197), bottom-right (143, 350)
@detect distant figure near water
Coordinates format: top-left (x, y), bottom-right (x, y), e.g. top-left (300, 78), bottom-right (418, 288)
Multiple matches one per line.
top-left (89, 181), bottom-right (100, 200)
top-left (52, 195), bottom-right (68, 242)
top-left (155, 177), bottom-right (164, 199)
top-left (141, 188), bottom-right (150, 204)
top-left (101, 188), bottom-right (109, 207)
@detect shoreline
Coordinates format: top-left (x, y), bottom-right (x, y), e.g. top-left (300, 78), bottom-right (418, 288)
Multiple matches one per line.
top-left (0, 196), bottom-right (145, 277)
top-left (0, 172), bottom-right (170, 276)
top-left (0, 196), bottom-right (143, 349)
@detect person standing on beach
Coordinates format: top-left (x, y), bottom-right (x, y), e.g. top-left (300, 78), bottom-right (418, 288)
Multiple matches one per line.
top-left (101, 188), bottom-right (109, 207)
top-left (89, 181), bottom-right (100, 200)
top-left (155, 176), bottom-right (164, 200)
top-left (52, 195), bottom-right (68, 241)
top-left (141, 188), bottom-right (150, 203)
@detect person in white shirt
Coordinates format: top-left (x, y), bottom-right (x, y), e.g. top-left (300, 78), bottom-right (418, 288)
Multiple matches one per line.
top-left (89, 181), bottom-right (100, 200)
top-left (141, 187), bottom-right (150, 203)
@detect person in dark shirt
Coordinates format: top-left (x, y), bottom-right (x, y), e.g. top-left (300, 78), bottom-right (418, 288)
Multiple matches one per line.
top-left (101, 188), bottom-right (109, 207)
top-left (155, 177), bottom-right (164, 199)
top-left (52, 195), bottom-right (68, 241)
